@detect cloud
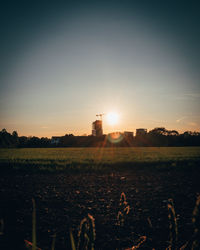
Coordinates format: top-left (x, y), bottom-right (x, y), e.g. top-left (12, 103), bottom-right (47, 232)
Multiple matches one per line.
top-left (185, 93), bottom-right (200, 98)
top-left (175, 93), bottom-right (200, 101)
top-left (176, 117), bottom-right (187, 123)
top-left (41, 126), bottom-right (48, 129)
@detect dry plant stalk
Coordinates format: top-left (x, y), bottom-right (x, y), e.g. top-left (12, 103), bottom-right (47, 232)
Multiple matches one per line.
top-left (76, 213), bottom-right (96, 250)
top-left (184, 194), bottom-right (200, 250)
top-left (167, 198), bottom-right (178, 250)
top-left (70, 230), bottom-right (76, 250)
top-left (179, 195), bottom-right (200, 250)
top-left (117, 192), bottom-right (130, 227)
top-left (24, 240), bottom-right (41, 250)
top-left (125, 235), bottom-right (147, 250)
top-left (32, 198), bottom-right (37, 250)
top-left (24, 199), bottom-right (41, 250)
top-left (191, 194), bottom-right (200, 249)
top-left (0, 218), bottom-right (4, 235)
top-left (51, 233), bottom-right (56, 250)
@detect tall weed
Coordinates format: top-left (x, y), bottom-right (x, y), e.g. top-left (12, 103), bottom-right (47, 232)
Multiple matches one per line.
top-left (117, 192), bottom-right (130, 227)
top-left (70, 213), bottom-right (96, 250)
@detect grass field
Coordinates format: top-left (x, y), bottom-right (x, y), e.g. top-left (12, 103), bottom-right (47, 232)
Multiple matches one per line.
top-left (0, 147), bottom-right (200, 171)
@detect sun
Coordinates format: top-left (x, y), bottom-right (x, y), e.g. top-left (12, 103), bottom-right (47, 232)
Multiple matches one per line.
top-left (106, 112), bottom-right (119, 126)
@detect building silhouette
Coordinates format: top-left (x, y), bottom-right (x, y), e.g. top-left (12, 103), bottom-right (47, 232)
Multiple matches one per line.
top-left (92, 120), bottom-right (103, 136)
top-left (51, 136), bottom-right (61, 144)
top-left (124, 131), bottom-right (134, 138)
top-left (136, 128), bottom-right (147, 136)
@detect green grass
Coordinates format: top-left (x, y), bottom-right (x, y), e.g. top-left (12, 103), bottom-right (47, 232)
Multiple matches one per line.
top-left (0, 147), bottom-right (200, 172)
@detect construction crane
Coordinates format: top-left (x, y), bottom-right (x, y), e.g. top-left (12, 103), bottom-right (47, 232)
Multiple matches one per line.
top-left (96, 113), bottom-right (105, 120)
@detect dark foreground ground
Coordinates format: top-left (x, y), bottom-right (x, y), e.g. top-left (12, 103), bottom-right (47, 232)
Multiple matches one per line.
top-left (0, 166), bottom-right (200, 250)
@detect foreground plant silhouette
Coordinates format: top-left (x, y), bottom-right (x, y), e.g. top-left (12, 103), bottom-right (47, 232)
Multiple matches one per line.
top-left (179, 195), bottom-right (200, 250)
top-left (166, 195), bottom-right (200, 250)
top-left (24, 199), bottom-right (41, 250)
top-left (167, 198), bottom-right (178, 250)
top-left (22, 194), bottom-right (200, 250)
top-left (117, 192), bottom-right (146, 249)
top-left (117, 192), bottom-right (130, 227)
top-left (70, 213), bottom-right (96, 250)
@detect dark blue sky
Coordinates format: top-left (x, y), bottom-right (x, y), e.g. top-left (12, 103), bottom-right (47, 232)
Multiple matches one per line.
top-left (1, 1), bottom-right (199, 75)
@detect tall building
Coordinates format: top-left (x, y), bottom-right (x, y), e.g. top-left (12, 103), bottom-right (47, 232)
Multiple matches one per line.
top-left (92, 120), bottom-right (103, 136)
top-left (136, 128), bottom-right (147, 136)
top-left (124, 131), bottom-right (134, 138)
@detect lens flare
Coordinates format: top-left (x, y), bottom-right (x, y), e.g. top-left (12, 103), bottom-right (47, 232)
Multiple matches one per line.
top-left (107, 132), bottom-right (123, 144)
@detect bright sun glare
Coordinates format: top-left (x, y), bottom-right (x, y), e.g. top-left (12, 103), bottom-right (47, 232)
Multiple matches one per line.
top-left (107, 112), bottom-right (119, 126)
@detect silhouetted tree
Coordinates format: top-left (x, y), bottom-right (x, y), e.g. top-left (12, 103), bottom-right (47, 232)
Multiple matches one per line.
top-left (11, 131), bottom-right (19, 147)
top-left (18, 136), bottom-right (28, 147)
top-left (0, 129), bottom-right (13, 147)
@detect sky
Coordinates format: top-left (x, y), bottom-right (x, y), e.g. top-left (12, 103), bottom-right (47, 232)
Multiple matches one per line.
top-left (0, 0), bottom-right (200, 137)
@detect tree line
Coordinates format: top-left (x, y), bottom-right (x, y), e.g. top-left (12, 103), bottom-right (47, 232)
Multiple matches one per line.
top-left (0, 127), bottom-right (200, 148)
top-left (0, 129), bottom-right (51, 148)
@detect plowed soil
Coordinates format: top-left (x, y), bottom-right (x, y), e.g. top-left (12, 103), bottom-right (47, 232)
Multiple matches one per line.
top-left (0, 167), bottom-right (200, 249)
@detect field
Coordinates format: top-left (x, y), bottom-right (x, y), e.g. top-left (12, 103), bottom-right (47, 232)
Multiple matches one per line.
top-left (0, 147), bottom-right (200, 249)
top-left (0, 147), bottom-right (200, 171)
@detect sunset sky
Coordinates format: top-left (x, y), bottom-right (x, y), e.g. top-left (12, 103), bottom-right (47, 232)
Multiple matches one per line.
top-left (0, 1), bottom-right (200, 137)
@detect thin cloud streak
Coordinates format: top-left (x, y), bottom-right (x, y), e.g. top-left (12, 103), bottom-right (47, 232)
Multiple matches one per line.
top-left (175, 93), bottom-right (200, 101)
top-left (176, 117), bottom-right (187, 123)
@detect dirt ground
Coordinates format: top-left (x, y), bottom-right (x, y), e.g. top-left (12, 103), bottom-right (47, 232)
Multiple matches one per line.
top-left (0, 167), bottom-right (200, 250)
